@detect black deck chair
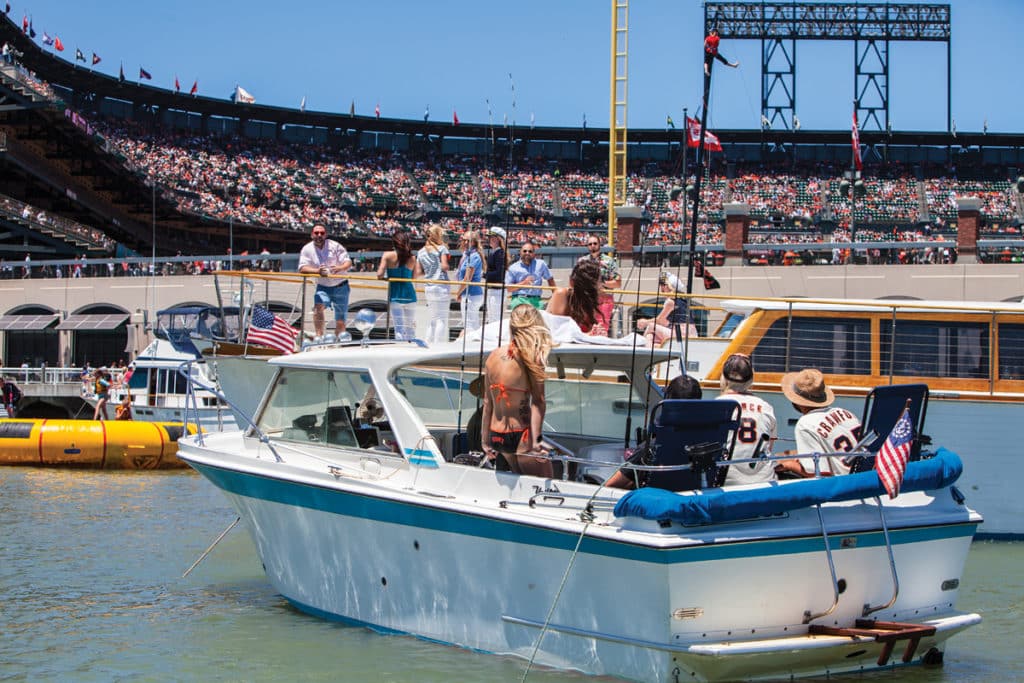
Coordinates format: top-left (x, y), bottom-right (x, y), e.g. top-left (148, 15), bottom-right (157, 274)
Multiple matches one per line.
top-left (644, 399), bottom-right (741, 491)
top-left (848, 383), bottom-right (930, 472)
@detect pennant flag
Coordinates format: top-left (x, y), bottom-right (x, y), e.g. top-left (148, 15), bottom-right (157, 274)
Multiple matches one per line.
top-left (139, 67), bottom-right (152, 80)
top-left (851, 107), bottom-right (863, 171)
top-left (3, 3), bottom-right (9, 15)
top-left (686, 116), bottom-right (723, 152)
top-left (452, 109), bottom-right (459, 125)
top-left (233, 85), bottom-right (255, 104)
top-left (423, 104), bottom-right (429, 122)
top-left (42, 32), bottom-right (53, 46)
top-left (174, 75), bottom-right (180, 92)
top-left (21, 15), bottom-right (27, 33)
top-left (299, 95), bottom-right (306, 112)
top-left (666, 114), bottom-right (675, 129)
top-left (375, 102), bottom-right (380, 119)
top-left (92, 52), bottom-right (101, 65)
top-left (530, 111), bottom-right (535, 128)
top-left (53, 36), bottom-right (63, 52)
top-left (75, 48), bottom-right (85, 62)
top-left (119, 63), bottom-right (125, 82)
top-left (693, 260), bottom-right (721, 290)
top-left (875, 406), bottom-right (914, 498)
top-left (246, 305), bottom-right (298, 354)
top-left (190, 79), bottom-right (198, 95)
top-left (349, 99), bottom-right (355, 117)
top-left (29, 18), bottom-right (35, 38)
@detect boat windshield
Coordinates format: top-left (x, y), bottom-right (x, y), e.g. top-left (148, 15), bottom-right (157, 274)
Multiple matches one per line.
top-left (256, 368), bottom-right (383, 449)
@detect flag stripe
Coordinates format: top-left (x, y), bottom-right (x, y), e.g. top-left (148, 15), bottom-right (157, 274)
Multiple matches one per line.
top-left (247, 305), bottom-right (298, 354)
top-left (875, 407), bottom-right (913, 498)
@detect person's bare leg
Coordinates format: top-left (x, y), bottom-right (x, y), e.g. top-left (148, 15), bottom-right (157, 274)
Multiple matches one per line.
top-left (313, 304), bottom-right (326, 337)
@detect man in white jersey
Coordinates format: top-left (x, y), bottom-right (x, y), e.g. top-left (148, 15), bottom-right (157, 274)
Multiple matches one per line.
top-left (715, 353), bottom-right (777, 486)
top-left (776, 368), bottom-right (862, 477)
top-left (298, 224), bottom-right (352, 340)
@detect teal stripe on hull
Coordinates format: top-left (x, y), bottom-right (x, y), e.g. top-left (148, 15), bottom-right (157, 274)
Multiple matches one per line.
top-left (190, 461), bottom-right (977, 565)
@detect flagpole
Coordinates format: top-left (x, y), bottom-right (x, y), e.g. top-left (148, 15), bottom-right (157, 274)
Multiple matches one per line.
top-left (851, 99), bottom-right (858, 248)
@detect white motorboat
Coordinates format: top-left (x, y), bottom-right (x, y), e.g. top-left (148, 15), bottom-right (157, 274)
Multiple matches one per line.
top-left (177, 338), bottom-right (980, 682)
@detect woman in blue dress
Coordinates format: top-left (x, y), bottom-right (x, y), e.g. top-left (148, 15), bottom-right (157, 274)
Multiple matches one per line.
top-left (377, 230), bottom-right (423, 340)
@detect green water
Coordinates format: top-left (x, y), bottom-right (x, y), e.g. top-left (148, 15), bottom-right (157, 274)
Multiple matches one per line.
top-left (0, 468), bottom-right (1020, 682)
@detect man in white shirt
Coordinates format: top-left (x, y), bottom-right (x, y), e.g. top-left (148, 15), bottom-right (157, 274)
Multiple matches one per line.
top-left (776, 368), bottom-right (862, 477)
top-left (298, 225), bottom-right (352, 340)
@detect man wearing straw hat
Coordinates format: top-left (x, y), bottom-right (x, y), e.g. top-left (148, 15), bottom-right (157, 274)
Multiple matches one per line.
top-left (776, 368), bottom-right (862, 478)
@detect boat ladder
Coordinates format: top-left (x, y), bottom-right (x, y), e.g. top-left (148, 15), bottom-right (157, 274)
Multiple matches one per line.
top-left (808, 619), bottom-right (937, 666)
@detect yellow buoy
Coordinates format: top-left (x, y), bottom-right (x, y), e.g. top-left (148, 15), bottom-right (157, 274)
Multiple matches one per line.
top-left (0, 419), bottom-right (197, 469)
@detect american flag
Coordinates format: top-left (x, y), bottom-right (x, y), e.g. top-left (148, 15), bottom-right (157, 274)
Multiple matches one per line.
top-left (247, 305), bottom-right (298, 354)
top-left (875, 407), bottom-right (914, 498)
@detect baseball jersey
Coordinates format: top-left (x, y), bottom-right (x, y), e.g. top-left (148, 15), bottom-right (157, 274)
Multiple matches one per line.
top-left (794, 406), bottom-right (863, 475)
top-left (717, 393), bottom-right (777, 486)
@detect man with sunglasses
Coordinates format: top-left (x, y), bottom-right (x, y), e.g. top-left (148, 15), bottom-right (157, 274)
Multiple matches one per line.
top-left (578, 236), bottom-right (621, 336)
top-left (298, 224), bottom-right (352, 341)
top-left (505, 240), bottom-right (554, 309)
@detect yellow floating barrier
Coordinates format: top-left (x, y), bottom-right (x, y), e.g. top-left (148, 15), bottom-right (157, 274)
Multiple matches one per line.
top-left (0, 419), bottom-right (197, 469)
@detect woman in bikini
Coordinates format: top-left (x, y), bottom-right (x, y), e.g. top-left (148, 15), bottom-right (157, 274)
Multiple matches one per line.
top-left (545, 259), bottom-right (606, 335)
top-left (480, 304), bottom-right (555, 477)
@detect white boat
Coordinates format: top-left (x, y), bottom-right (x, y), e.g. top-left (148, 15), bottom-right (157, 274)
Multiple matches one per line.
top-left (177, 338), bottom-right (980, 682)
top-left (681, 297), bottom-right (1024, 539)
top-left (85, 307), bottom-right (238, 431)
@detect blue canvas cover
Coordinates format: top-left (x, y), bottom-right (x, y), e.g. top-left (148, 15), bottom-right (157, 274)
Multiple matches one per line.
top-left (613, 448), bottom-right (963, 525)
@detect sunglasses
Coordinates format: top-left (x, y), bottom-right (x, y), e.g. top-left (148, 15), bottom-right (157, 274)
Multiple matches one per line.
top-left (522, 249), bottom-right (535, 254)
top-left (588, 242), bottom-right (600, 247)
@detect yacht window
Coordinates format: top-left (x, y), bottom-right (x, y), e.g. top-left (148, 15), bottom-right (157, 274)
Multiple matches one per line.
top-left (257, 368), bottom-right (382, 450)
top-left (392, 368), bottom-right (472, 426)
top-left (998, 323), bottom-right (1024, 380)
top-left (881, 320), bottom-right (989, 379)
top-left (127, 369), bottom-right (148, 390)
top-left (754, 317), bottom-right (871, 374)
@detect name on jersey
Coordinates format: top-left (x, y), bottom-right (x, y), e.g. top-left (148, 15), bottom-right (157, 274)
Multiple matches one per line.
top-left (815, 408), bottom-right (856, 440)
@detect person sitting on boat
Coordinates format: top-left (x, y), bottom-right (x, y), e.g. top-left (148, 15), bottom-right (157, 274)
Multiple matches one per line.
top-left (92, 368), bottom-right (111, 421)
top-left (715, 353), bottom-right (777, 486)
top-left (545, 259), bottom-right (607, 335)
top-left (115, 393), bottom-right (133, 421)
top-left (776, 368), bottom-right (862, 478)
top-left (298, 224), bottom-right (353, 342)
top-left (636, 272), bottom-right (698, 346)
top-left (578, 236), bottom-right (620, 336)
top-left (604, 374), bottom-right (703, 490)
top-left (480, 304), bottom-right (555, 477)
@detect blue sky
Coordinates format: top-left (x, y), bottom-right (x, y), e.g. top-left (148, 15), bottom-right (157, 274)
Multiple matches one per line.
top-left (12, 0), bottom-right (1022, 133)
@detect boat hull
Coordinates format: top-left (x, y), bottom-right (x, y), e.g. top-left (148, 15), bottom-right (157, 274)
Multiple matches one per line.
top-left (184, 446), bottom-right (979, 682)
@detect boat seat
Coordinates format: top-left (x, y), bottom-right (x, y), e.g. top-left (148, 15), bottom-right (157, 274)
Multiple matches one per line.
top-left (849, 384), bottom-right (930, 473)
top-left (644, 399), bottom-right (740, 491)
top-left (324, 405), bottom-right (358, 448)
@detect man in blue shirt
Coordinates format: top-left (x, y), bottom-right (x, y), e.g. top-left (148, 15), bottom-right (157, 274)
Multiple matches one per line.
top-left (505, 240), bottom-right (555, 309)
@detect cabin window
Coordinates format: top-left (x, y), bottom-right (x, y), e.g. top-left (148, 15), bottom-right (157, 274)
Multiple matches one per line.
top-left (880, 320), bottom-right (988, 379)
top-left (753, 317), bottom-right (871, 375)
top-left (998, 323), bottom-right (1024, 380)
top-left (257, 368), bottom-right (383, 450)
top-left (391, 368), bottom-right (473, 426)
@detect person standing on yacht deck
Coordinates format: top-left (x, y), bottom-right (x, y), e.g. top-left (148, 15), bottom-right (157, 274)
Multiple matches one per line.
top-left (298, 224), bottom-right (352, 341)
top-left (481, 304), bottom-right (555, 478)
top-left (776, 368), bottom-right (862, 478)
top-left (453, 230), bottom-right (485, 336)
top-left (579, 236), bottom-right (620, 336)
top-left (716, 353), bottom-right (777, 486)
top-left (416, 224), bottom-right (451, 344)
top-left (376, 230), bottom-right (422, 341)
top-left (484, 226), bottom-right (508, 321)
top-left (506, 240), bottom-right (554, 310)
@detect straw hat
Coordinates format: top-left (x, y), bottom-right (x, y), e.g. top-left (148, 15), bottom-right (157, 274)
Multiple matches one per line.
top-left (780, 368), bottom-right (835, 408)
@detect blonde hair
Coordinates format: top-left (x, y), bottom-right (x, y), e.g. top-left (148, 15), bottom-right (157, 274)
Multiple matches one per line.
top-left (463, 230), bottom-right (487, 274)
top-left (509, 304), bottom-right (554, 388)
top-left (425, 224), bottom-right (445, 250)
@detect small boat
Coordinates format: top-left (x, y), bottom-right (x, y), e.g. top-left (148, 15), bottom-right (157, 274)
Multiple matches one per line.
top-left (689, 297), bottom-right (1024, 538)
top-left (83, 307), bottom-right (240, 432)
top-left (177, 338), bottom-right (980, 681)
top-left (0, 418), bottom-right (193, 468)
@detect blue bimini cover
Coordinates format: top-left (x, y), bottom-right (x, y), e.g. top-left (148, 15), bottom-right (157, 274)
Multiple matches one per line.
top-left (613, 448), bottom-right (963, 525)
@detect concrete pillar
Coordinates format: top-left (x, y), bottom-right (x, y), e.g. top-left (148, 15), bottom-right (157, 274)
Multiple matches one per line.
top-left (956, 197), bottom-right (981, 264)
top-left (613, 206), bottom-right (645, 265)
top-left (723, 202), bottom-right (751, 267)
